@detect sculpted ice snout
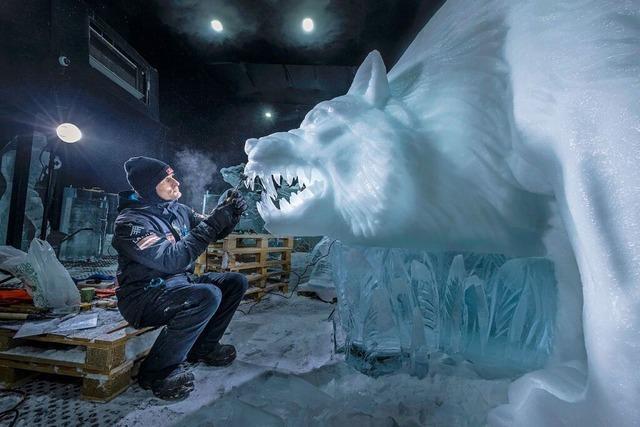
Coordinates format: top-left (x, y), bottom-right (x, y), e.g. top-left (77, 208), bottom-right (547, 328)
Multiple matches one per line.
top-left (244, 132), bottom-right (307, 168)
top-left (243, 130), bottom-right (341, 237)
top-left (244, 138), bottom-right (258, 155)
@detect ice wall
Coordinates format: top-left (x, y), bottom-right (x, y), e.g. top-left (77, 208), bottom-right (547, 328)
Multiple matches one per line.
top-left (244, 0), bottom-right (640, 425)
top-left (331, 242), bottom-right (556, 377)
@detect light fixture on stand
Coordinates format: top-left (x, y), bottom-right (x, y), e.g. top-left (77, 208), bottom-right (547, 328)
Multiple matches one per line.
top-left (40, 123), bottom-right (81, 240)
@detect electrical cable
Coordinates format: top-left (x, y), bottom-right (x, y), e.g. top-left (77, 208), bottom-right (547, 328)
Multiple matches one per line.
top-left (105, 244), bottom-right (118, 256)
top-left (0, 137), bottom-right (17, 156)
top-left (60, 228), bottom-right (94, 243)
top-left (0, 269), bottom-right (16, 286)
top-left (0, 388), bottom-right (26, 427)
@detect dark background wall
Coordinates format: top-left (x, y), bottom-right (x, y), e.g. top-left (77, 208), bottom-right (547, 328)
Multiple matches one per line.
top-left (0, 0), bottom-right (164, 196)
top-left (1, 0), bottom-right (445, 210)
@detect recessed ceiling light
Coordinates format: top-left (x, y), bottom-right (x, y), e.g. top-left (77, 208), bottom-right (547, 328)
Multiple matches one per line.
top-left (302, 17), bottom-right (314, 33)
top-left (211, 19), bottom-right (223, 32)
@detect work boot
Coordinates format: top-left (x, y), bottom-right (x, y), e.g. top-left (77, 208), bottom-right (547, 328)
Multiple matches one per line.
top-left (138, 363), bottom-right (195, 400)
top-left (188, 343), bottom-right (237, 367)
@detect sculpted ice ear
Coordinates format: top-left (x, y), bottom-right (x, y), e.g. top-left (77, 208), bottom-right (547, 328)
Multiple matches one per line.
top-left (347, 50), bottom-right (390, 107)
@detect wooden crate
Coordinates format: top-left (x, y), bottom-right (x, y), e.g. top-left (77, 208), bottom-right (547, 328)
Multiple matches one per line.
top-left (196, 234), bottom-right (293, 299)
top-left (0, 313), bottom-right (160, 402)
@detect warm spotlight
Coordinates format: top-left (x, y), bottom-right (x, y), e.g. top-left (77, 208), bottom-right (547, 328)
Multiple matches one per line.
top-left (56, 123), bottom-right (82, 143)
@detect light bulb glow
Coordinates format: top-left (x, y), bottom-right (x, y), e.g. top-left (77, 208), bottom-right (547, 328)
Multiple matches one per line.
top-left (211, 19), bottom-right (223, 32)
top-left (56, 123), bottom-right (82, 143)
top-left (265, 111), bottom-right (273, 118)
top-left (302, 18), bottom-right (314, 32)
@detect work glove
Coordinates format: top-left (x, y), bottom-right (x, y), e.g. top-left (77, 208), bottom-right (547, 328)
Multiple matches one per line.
top-left (204, 190), bottom-right (246, 238)
top-left (229, 190), bottom-right (248, 218)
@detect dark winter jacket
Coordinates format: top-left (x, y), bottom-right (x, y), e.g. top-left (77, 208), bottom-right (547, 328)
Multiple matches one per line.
top-left (112, 191), bottom-right (226, 308)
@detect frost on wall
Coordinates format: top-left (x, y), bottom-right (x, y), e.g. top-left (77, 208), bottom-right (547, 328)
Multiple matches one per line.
top-left (331, 242), bottom-right (556, 377)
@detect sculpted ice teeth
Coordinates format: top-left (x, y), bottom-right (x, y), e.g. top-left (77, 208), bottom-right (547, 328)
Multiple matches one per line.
top-left (243, 164), bottom-right (325, 219)
top-left (285, 169), bottom-right (294, 186)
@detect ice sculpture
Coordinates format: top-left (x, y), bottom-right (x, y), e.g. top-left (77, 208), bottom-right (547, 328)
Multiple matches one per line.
top-left (244, 0), bottom-right (640, 425)
top-left (216, 164), bottom-right (303, 233)
top-left (331, 242), bottom-right (556, 377)
top-left (217, 164), bottom-right (266, 232)
top-left (297, 237), bottom-right (337, 303)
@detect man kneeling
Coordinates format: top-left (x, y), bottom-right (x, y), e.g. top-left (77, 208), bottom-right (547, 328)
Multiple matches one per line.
top-left (112, 156), bottom-right (248, 400)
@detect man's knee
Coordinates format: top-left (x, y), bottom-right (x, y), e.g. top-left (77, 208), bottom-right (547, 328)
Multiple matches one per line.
top-left (191, 285), bottom-right (222, 314)
top-left (228, 272), bottom-right (249, 294)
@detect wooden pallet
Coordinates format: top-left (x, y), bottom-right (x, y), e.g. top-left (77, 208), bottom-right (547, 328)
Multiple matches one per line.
top-left (0, 311), bottom-right (160, 402)
top-left (196, 234), bottom-right (292, 300)
top-left (244, 282), bottom-right (289, 300)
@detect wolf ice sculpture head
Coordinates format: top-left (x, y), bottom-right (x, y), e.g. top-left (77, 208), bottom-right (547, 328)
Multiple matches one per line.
top-left (245, 51), bottom-right (420, 241)
top-left (245, 50), bottom-right (550, 255)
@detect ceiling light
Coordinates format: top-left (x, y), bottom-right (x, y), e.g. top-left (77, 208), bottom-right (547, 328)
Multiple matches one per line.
top-left (56, 123), bottom-right (82, 143)
top-left (211, 19), bottom-right (223, 32)
top-left (264, 111), bottom-right (273, 118)
top-left (302, 18), bottom-right (314, 33)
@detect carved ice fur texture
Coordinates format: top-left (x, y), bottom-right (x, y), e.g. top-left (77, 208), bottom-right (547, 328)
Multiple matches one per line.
top-left (244, 0), bottom-right (640, 426)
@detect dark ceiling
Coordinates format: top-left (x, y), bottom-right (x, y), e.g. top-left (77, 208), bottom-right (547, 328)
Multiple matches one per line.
top-left (85, 0), bottom-right (444, 104)
top-left (89, 0), bottom-right (442, 64)
top-left (76, 0), bottom-right (445, 197)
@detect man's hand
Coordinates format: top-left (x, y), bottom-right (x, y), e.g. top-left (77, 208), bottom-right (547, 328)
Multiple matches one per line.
top-left (204, 190), bottom-right (247, 238)
top-left (228, 190), bottom-right (247, 218)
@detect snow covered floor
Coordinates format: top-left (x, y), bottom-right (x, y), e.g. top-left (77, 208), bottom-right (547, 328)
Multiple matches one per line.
top-left (6, 293), bottom-right (510, 426)
top-left (120, 294), bottom-right (509, 427)
top-left (117, 294), bottom-right (337, 426)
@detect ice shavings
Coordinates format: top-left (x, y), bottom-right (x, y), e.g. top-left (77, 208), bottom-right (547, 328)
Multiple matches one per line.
top-left (177, 361), bottom-right (510, 427)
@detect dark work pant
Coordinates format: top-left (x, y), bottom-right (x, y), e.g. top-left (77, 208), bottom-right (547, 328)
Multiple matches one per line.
top-left (118, 272), bottom-right (248, 376)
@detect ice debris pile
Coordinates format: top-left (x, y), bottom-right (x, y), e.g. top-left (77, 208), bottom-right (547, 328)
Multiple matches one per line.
top-left (178, 363), bottom-right (509, 427)
top-left (330, 241), bottom-right (556, 377)
top-left (296, 237), bottom-right (337, 302)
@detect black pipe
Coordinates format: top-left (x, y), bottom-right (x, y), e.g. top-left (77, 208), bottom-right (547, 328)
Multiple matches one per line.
top-left (39, 141), bottom-right (59, 240)
top-left (6, 135), bottom-right (33, 249)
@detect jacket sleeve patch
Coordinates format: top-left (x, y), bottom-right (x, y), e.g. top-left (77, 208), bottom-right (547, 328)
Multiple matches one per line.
top-left (134, 233), bottom-right (162, 250)
top-left (130, 225), bottom-right (146, 236)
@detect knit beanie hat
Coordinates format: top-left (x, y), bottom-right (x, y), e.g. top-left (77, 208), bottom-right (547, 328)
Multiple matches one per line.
top-left (124, 156), bottom-right (174, 202)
